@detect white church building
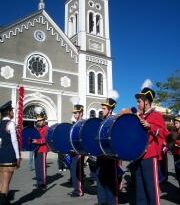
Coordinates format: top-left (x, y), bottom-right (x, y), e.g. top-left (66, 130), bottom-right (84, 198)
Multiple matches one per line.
top-left (0, 0), bottom-right (113, 125)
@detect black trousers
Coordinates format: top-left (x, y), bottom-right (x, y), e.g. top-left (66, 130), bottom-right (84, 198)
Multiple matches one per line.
top-left (174, 155), bottom-right (180, 187)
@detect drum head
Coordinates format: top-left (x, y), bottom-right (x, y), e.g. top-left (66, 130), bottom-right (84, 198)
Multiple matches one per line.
top-left (22, 126), bottom-right (40, 151)
top-left (98, 115), bottom-right (118, 156)
top-left (46, 123), bottom-right (59, 152)
top-left (80, 118), bottom-right (103, 155)
top-left (70, 120), bottom-right (86, 154)
top-left (49, 123), bottom-right (72, 153)
top-left (110, 114), bottom-right (148, 161)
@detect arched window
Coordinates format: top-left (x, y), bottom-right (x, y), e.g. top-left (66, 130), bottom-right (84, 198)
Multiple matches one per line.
top-left (89, 12), bottom-right (94, 33)
top-left (98, 111), bottom-right (103, 119)
top-left (90, 110), bottom-right (96, 118)
top-left (89, 71), bottom-right (95, 94)
top-left (96, 14), bottom-right (100, 35)
top-left (97, 73), bottom-right (103, 95)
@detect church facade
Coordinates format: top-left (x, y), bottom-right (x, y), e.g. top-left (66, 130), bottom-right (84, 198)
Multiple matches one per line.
top-left (0, 0), bottom-right (113, 125)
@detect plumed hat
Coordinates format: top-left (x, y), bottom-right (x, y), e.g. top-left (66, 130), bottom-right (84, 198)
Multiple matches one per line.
top-left (174, 116), bottom-right (180, 122)
top-left (135, 87), bottom-right (155, 102)
top-left (101, 89), bottom-right (119, 109)
top-left (73, 104), bottom-right (84, 113)
top-left (101, 98), bottom-right (117, 109)
top-left (36, 114), bottom-right (47, 121)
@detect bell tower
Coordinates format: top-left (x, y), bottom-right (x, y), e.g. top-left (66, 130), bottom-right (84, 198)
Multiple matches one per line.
top-left (65, 0), bottom-right (112, 118)
top-left (65, 0), bottom-right (111, 57)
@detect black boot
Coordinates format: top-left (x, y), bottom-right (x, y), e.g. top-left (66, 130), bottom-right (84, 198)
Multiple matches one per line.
top-left (0, 193), bottom-right (7, 205)
top-left (5, 196), bottom-right (11, 205)
top-left (0, 193), bottom-right (11, 205)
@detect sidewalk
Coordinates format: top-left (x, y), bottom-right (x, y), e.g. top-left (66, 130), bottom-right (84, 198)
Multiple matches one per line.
top-left (9, 153), bottom-right (180, 205)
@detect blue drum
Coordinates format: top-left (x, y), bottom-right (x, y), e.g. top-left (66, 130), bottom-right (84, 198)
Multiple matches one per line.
top-left (22, 126), bottom-right (40, 151)
top-left (70, 118), bottom-right (103, 155)
top-left (70, 120), bottom-right (86, 154)
top-left (46, 123), bottom-right (73, 153)
top-left (99, 114), bottom-right (148, 161)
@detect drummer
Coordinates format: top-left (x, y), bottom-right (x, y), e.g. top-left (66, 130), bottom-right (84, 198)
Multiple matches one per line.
top-left (68, 104), bottom-right (84, 197)
top-left (96, 98), bottom-right (119, 205)
top-left (134, 87), bottom-right (168, 205)
top-left (32, 114), bottom-right (48, 191)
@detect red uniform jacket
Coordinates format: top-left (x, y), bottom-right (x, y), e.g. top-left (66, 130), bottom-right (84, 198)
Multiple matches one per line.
top-left (35, 125), bottom-right (49, 153)
top-left (140, 108), bottom-right (168, 160)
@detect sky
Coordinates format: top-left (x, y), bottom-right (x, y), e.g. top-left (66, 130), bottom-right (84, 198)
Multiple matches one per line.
top-left (0, 0), bottom-right (179, 112)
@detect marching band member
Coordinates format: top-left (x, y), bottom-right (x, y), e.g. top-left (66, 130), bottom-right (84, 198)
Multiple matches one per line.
top-left (96, 96), bottom-right (119, 205)
top-left (168, 116), bottom-right (180, 187)
top-left (32, 114), bottom-right (48, 191)
top-left (173, 116), bottom-right (180, 187)
top-left (134, 84), bottom-right (167, 205)
top-left (68, 103), bottom-right (84, 197)
top-left (0, 101), bottom-right (20, 205)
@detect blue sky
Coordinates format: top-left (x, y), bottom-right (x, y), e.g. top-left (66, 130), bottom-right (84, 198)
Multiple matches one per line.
top-left (0, 0), bottom-right (179, 112)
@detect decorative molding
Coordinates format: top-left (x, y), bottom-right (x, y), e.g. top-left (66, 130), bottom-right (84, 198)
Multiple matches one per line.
top-left (86, 55), bottom-right (108, 65)
top-left (86, 95), bottom-right (106, 100)
top-left (69, 1), bottom-right (78, 13)
top-left (31, 91), bottom-right (44, 98)
top-left (53, 68), bottom-right (78, 76)
top-left (0, 13), bottom-right (78, 63)
top-left (89, 39), bottom-right (104, 52)
top-left (0, 58), bottom-right (24, 66)
top-left (86, 33), bottom-right (105, 40)
top-left (60, 76), bottom-right (71, 87)
top-left (0, 81), bottom-right (18, 88)
top-left (0, 81), bottom-right (78, 96)
top-left (0, 65), bottom-right (14, 79)
top-left (22, 77), bottom-right (53, 85)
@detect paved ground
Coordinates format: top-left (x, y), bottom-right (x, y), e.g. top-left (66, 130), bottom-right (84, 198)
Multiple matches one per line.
top-left (9, 153), bottom-right (180, 205)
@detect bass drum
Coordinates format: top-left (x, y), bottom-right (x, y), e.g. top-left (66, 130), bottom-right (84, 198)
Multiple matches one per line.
top-left (70, 118), bottom-right (103, 155)
top-left (70, 120), bottom-right (86, 154)
top-left (46, 123), bottom-right (73, 154)
top-left (99, 114), bottom-right (148, 161)
top-left (22, 126), bottom-right (40, 151)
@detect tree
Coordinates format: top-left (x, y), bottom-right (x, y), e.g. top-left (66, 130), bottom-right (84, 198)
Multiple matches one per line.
top-left (155, 69), bottom-right (180, 114)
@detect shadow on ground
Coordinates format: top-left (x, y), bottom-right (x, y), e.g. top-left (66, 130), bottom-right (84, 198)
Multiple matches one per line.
top-left (160, 180), bottom-right (180, 204)
top-left (11, 184), bottom-right (55, 205)
top-left (11, 173), bottom-right (62, 205)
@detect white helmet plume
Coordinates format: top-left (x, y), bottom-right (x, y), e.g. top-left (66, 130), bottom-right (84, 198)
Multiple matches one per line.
top-left (107, 89), bottom-right (119, 100)
top-left (34, 106), bottom-right (43, 114)
top-left (70, 96), bottom-right (80, 105)
top-left (141, 79), bottom-right (153, 90)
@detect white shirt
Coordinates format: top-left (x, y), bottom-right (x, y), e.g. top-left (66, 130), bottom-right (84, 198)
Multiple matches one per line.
top-left (2, 117), bottom-right (20, 159)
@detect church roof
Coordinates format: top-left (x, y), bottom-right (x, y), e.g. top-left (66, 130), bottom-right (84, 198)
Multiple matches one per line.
top-left (0, 9), bottom-right (78, 63)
